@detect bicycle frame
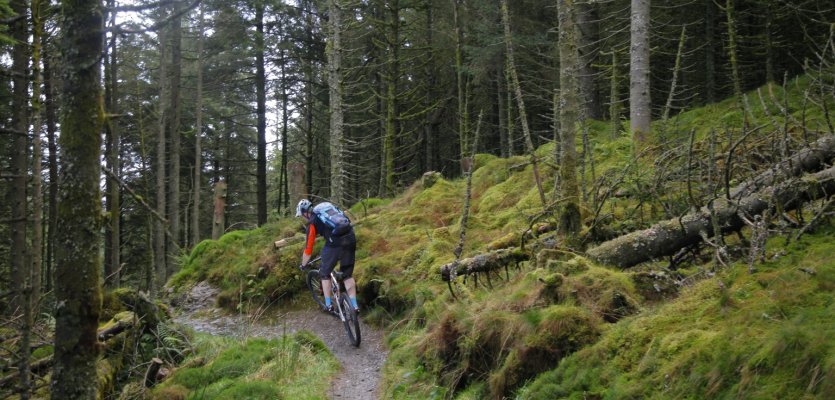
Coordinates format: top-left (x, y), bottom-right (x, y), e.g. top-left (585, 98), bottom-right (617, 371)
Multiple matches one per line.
top-left (329, 271), bottom-right (349, 322)
top-left (305, 257), bottom-right (348, 320)
top-left (302, 256), bottom-right (361, 346)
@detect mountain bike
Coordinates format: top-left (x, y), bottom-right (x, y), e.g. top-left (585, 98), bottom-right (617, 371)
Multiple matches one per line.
top-left (300, 257), bottom-right (361, 347)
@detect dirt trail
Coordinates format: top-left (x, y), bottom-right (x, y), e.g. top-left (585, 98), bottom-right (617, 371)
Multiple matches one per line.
top-left (172, 282), bottom-right (388, 400)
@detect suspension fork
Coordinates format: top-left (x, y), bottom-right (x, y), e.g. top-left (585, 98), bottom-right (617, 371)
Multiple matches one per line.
top-left (330, 271), bottom-right (346, 321)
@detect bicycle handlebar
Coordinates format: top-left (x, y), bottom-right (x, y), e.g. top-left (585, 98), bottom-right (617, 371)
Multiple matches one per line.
top-left (299, 256), bottom-right (322, 271)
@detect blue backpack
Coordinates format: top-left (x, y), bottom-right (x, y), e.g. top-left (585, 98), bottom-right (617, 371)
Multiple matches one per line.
top-left (312, 202), bottom-right (352, 237)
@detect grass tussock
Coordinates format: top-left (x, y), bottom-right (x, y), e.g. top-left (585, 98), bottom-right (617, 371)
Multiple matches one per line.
top-left (380, 260), bottom-right (625, 399)
top-left (151, 332), bottom-right (337, 400)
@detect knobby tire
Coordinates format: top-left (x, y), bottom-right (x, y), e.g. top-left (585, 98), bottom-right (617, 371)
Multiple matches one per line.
top-left (307, 269), bottom-right (326, 310)
top-left (340, 293), bottom-right (361, 347)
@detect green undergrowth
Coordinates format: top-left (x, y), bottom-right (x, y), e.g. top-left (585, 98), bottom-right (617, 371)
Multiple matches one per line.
top-left (165, 74), bottom-right (833, 399)
top-left (520, 226), bottom-right (835, 399)
top-left (378, 252), bottom-right (652, 399)
top-left (169, 222), bottom-right (309, 309)
top-left (149, 332), bottom-right (337, 400)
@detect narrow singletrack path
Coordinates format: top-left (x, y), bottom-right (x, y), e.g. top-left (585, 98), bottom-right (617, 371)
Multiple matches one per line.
top-left (172, 282), bottom-right (388, 400)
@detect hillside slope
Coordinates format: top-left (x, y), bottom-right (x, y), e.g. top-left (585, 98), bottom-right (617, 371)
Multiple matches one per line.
top-left (169, 75), bottom-right (834, 399)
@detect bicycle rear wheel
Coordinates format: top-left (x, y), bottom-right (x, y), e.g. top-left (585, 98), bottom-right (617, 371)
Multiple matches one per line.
top-left (340, 293), bottom-right (361, 347)
top-left (306, 270), bottom-right (327, 310)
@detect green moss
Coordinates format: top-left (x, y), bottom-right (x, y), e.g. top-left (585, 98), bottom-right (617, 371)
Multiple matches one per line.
top-left (349, 197), bottom-right (392, 217)
top-left (150, 385), bottom-right (188, 400)
top-left (211, 380), bottom-right (280, 399)
top-left (168, 221), bottom-right (306, 310)
top-left (118, 382), bottom-right (149, 400)
top-left (521, 228), bottom-right (835, 399)
top-left (154, 334), bottom-right (337, 400)
top-left (489, 305), bottom-right (601, 397)
top-left (31, 344), bottom-right (53, 360)
top-left (293, 330), bottom-right (329, 354)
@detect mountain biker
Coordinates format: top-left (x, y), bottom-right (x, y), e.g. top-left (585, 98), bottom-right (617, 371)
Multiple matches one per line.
top-left (296, 199), bottom-right (359, 313)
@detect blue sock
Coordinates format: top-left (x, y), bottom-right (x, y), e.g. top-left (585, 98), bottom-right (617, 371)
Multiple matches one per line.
top-left (350, 297), bottom-right (358, 308)
top-left (325, 297), bottom-right (332, 307)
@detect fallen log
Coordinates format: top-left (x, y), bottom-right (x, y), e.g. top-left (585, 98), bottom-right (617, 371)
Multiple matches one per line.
top-left (440, 248), bottom-right (529, 281)
top-left (729, 134), bottom-right (835, 199)
top-left (274, 234), bottom-right (304, 249)
top-left (97, 311), bottom-right (135, 341)
top-left (588, 165), bottom-right (835, 268)
top-left (0, 356), bottom-right (53, 388)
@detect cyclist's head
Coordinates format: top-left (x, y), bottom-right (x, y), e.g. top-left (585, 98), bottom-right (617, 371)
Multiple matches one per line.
top-left (295, 198), bottom-right (312, 217)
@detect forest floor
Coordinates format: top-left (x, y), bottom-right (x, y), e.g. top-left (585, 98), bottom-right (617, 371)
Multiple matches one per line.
top-left (172, 281), bottom-right (388, 400)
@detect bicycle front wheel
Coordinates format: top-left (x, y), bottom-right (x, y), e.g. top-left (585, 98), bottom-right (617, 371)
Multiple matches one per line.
top-left (340, 293), bottom-right (361, 347)
top-left (307, 269), bottom-right (327, 310)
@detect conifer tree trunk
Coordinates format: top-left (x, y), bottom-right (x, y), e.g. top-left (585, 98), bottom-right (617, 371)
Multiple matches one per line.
top-left (166, 2), bottom-right (183, 278)
top-left (501, 0), bottom-right (546, 206)
top-left (557, 0), bottom-right (582, 235)
top-left (704, 0), bottom-right (716, 103)
top-left (255, 0), bottom-right (268, 225)
top-left (31, 0), bottom-right (45, 311)
top-left (423, 0), bottom-right (436, 171)
top-left (765, 6), bottom-right (774, 83)
top-left (725, 0), bottom-right (743, 103)
top-left (497, 67), bottom-right (508, 158)
top-left (10, 0), bottom-right (30, 395)
top-left (104, 0), bottom-right (121, 287)
top-left (52, 0), bottom-right (103, 397)
top-left (376, 54), bottom-right (386, 195)
top-left (453, 0), bottom-right (469, 171)
top-left (610, 50), bottom-right (622, 138)
top-left (384, 0), bottom-right (399, 194)
top-left (192, 4), bottom-right (204, 246)
top-left (44, 29), bottom-right (58, 293)
top-left (506, 58), bottom-right (515, 155)
top-left (577, 0), bottom-right (601, 119)
top-left (278, 41), bottom-right (290, 213)
top-left (154, 9), bottom-right (169, 294)
top-left (303, 0), bottom-right (315, 198)
top-left (662, 26), bottom-right (686, 123)
top-left (630, 0), bottom-right (651, 153)
top-left (9, 0), bottom-right (28, 324)
top-left (328, 0), bottom-right (345, 202)
top-left (136, 80), bottom-right (154, 293)
top-left (212, 181), bottom-right (227, 240)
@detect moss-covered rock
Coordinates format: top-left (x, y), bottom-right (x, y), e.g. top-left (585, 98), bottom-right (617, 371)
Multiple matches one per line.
top-left (421, 171), bottom-right (443, 189)
top-left (101, 288), bottom-right (165, 330)
top-left (537, 272), bottom-right (565, 304)
top-left (535, 249), bottom-right (574, 270)
top-left (631, 270), bottom-right (679, 301)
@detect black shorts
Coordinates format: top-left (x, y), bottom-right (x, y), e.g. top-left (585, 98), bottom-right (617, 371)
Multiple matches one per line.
top-left (319, 230), bottom-right (356, 280)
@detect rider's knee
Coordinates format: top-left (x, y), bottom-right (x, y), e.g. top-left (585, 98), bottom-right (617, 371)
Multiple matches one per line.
top-left (341, 264), bottom-right (354, 278)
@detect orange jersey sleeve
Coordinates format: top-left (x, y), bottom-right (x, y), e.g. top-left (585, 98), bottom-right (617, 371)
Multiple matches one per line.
top-left (303, 223), bottom-right (317, 256)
